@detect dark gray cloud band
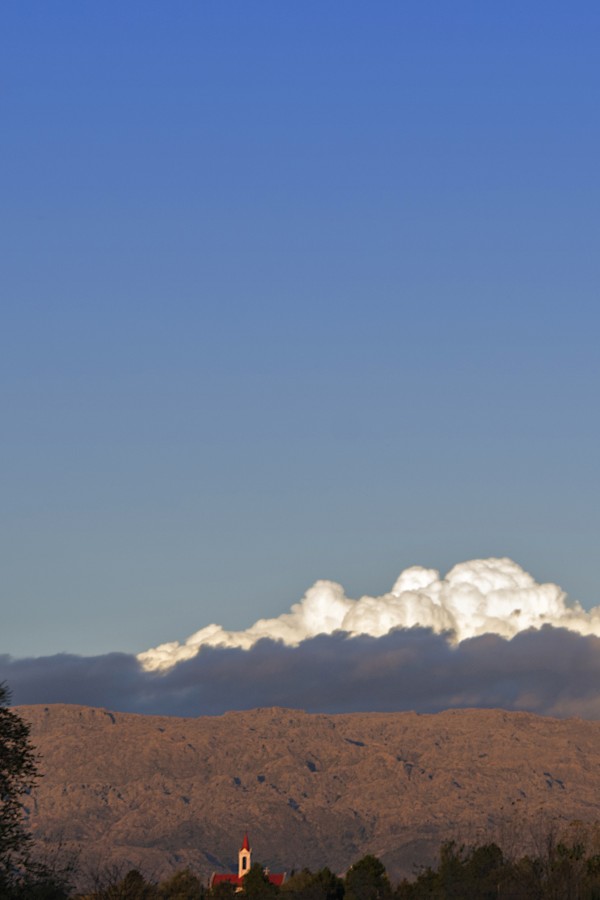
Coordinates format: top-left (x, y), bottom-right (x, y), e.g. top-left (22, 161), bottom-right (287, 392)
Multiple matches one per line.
top-left (2, 625), bottom-right (600, 719)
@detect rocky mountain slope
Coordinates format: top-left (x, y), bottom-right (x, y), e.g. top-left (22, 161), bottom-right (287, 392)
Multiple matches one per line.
top-left (19, 704), bottom-right (600, 885)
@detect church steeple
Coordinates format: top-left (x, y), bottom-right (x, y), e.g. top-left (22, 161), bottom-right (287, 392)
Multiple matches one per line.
top-left (238, 832), bottom-right (251, 878)
top-left (210, 833), bottom-right (286, 890)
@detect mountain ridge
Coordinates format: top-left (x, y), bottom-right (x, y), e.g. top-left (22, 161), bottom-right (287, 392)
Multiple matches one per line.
top-left (18, 704), bottom-right (600, 885)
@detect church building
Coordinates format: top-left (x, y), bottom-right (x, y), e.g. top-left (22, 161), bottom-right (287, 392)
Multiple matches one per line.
top-left (210, 833), bottom-right (286, 891)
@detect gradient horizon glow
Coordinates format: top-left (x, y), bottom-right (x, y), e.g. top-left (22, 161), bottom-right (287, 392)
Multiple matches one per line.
top-left (2, 2), bottom-right (599, 660)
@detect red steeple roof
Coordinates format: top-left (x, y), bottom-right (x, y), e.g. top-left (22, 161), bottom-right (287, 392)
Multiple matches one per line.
top-left (241, 832), bottom-right (250, 851)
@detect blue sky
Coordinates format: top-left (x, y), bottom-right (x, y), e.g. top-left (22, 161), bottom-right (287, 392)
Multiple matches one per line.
top-left (2, 2), bottom-right (599, 659)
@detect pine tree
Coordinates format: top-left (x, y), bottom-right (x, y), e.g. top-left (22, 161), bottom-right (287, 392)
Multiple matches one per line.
top-left (0, 681), bottom-right (38, 889)
top-left (0, 682), bottom-right (71, 897)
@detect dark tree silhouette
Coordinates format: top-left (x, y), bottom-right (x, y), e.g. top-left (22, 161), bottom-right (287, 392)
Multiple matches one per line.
top-left (158, 868), bottom-right (205, 898)
top-left (241, 862), bottom-right (280, 897)
top-left (345, 855), bottom-right (391, 900)
top-left (0, 682), bottom-right (71, 898)
top-left (0, 682), bottom-right (39, 886)
top-left (282, 866), bottom-right (345, 899)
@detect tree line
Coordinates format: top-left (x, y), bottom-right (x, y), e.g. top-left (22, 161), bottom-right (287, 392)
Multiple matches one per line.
top-left (70, 841), bottom-right (600, 899)
top-left (3, 682), bottom-right (600, 898)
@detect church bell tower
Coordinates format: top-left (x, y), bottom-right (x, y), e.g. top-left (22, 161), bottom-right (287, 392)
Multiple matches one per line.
top-left (238, 832), bottom-right (251, 879)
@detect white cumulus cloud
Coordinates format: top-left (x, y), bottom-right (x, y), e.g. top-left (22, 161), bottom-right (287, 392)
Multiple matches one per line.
top-left (137, 558), bottom-right (600, 672)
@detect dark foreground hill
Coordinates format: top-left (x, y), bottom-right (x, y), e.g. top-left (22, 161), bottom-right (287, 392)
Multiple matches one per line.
top-left (18, 705), bottom-right (600, 885)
